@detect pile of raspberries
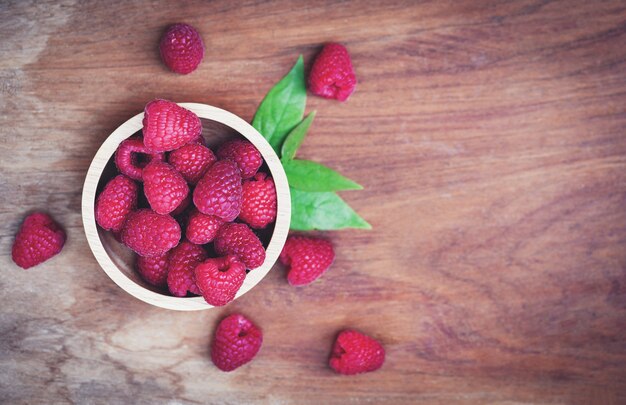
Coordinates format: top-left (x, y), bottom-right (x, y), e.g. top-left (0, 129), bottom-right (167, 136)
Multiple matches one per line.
top-left (11, 26), bottom-right (384, 374)
top-left (94, 99), bottom-right (277, 307)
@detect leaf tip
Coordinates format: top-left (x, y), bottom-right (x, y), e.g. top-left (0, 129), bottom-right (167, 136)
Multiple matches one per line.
top-left (358, 220), bottom-right (373, 230)
top-left (343, 178), bottom-right (364, 191)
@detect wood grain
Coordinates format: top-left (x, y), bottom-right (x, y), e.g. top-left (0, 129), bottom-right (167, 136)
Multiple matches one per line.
top-left (1, 0), bottom-right (625, 403)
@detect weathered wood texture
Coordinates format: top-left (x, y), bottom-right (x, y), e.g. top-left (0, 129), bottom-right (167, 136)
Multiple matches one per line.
top-left (1, 1), bottom-right (625, 404)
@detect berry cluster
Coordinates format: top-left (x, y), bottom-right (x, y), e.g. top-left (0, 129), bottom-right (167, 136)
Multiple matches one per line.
top-left (11, 31), bottom-right (381, 375)
top-left (95, 99), bottom-right (277, 306)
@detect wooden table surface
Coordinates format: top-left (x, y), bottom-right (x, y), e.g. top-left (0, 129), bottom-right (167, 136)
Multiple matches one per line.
top-left (2, 1), bottom-right (625, 404)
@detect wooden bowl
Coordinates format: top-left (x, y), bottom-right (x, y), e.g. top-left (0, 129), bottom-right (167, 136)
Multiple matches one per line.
top-left (81, 103), bottom-right (291, 310)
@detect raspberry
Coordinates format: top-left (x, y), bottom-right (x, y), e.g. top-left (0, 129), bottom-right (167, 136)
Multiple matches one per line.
top-left (167, 240), bottom-right (207, 297)
top-left (22, 213), bottom-right (54, 228)
top-left (211, 314), bottom-right (263, 372)
top-left (142, 161), bottom-right (189, 215)
top-left (120, 209), bottom-right (181, 257)
top-left (194, 255), bottom-right (246, 306)
top-left (214, 223), bottom-right (265, 270)
top-left (136, 252), bottom-right (169, 288)
top-left (216, 140), bottom-right (262, 179)
top-left (239, 173), bottom-right (276, 229)
top-left (279, 236), bottom-right (334, 286)
top-left (95, 175), bottom-right (138, 232)
top-left (171, 193), bottom-right (192, 217)
top-left (142, 99), bottom-right (202, 153)
top-left (309, 43), bottom-right (357, 102)
top-left (193, 160), bottom-right (242, 221)
top-left (329, 330), bottom-right (385, 375)
top-left (12, 212), bottom-right (66, 269)
top-left (191, 134), bottom-right (206, 146)
top-left (114, 137), bottom-right (165, 181)
top-left (168, 143), bottom-right (216, 185)
top-left (186, 209), bottom-right (224, 245)
top-left (159, 23), bottom-right (204, 75)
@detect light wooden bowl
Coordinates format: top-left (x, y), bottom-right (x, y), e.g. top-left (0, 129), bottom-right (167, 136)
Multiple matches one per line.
top-left (81, 103), bottom-right (291, 311)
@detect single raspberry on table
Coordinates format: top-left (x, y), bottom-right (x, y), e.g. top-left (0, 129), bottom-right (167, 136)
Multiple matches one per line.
top-left (12, 212), bottom-right (66, 269)
top-left (120, 209), bottom-right (180, 257)
top-left (167, 240), bottom-right (207, 297)
top-left (211, 314), bottom-right (263, 372)
top-left (329, 330), bottom-right (385, 375)
top-left (142, 99), bottom-right (202, 153)
top-left (142, 160), bottom-right (189, 215)
top-left (168, 143), bottom-right (216, 185)
top-left (279, 236), bottom-right (334, 286)
top-left (215, 223), bottom-right (265, 270)
top-left (216, 140), bottom-right (263, 179)
top-left (239, 172), bottom-right (276, 229)
top-left (194, 255), bottom-right (246, 306)
top-left (136, 252), bottom-right (169, 288)
top-left (95, 174), bottom-right (138, 232)
top-left (114, 137), bottom-right (165, 181)
top-left (193, 159), bottom-right (242, 222)
top-left (186, 209), bottom-right (224, 245)
top-left (160, 23), bottom-right (204, 75)
top-left (309, 43), bottom-right (357, 102)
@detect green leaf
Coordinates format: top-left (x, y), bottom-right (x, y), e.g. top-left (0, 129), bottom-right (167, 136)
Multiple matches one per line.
top-left (281, 111), bottom-right (316, 161)
top-left (290, 188), bottom-right (371, 230)
top-left (284, 159), bottom-right (363, 192)
top-left (252, 55), bottom-right (306, 154)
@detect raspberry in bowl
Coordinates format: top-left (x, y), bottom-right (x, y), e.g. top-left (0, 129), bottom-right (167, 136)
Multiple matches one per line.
top-left (81, 101), bottom-right (290, 310)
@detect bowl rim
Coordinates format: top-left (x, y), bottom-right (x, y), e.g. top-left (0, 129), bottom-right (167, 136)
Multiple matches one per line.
top-left (81, 102), bottom-right (291, 311)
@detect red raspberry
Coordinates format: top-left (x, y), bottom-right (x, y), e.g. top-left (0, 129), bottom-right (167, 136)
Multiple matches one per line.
top-left (309, 43), bottom-right (357, 102)
top-left (190, 134), bottom-right (206, 145)
top-left (136, 252), bottom-right (169, 288)
top-left (159, 23), bottom-right (204, 75)
top-left (12, 212), bottom-right (66, 269)
top-left (239, 173), bottom-right (276, 229)
top-left (186, 209), bottom-right (224, 245)
top-left (171, 193), bottom-right (192, 217)
top-left (167, 240), bottom-right (207, 297)
top-left (142, 161), bottom-right (189, 215)
top-left (168, 143), bottom-right (216, 185)
top-left (214, 223), bottom-right (265, 270)
top-left (194, 255), bottom-right (246, 306)
top-left (120, 209), bottom-right (181, 257)
top-left (216, 140), bottom-right (262, 179)
top-left (114, 137), bottom-right (165, 181)
top-left (142, 99), bottom-right (202, 153)
top-left (193, 160), bottom-right (242, 221)
top-left (171, 202), bottom-right (193, 234)
top-left (95, 175), bottom-right (138, 232)
top-left (329, 330), bottom-right (385, 375)
top-left (211, 314), bottom-right (263, 372)
top-left (279, 236), bottom-right (334, 286)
